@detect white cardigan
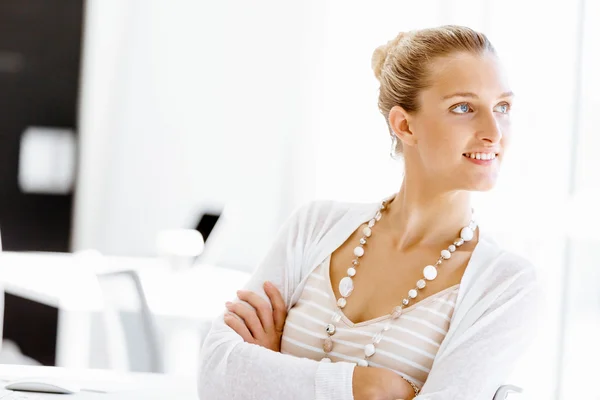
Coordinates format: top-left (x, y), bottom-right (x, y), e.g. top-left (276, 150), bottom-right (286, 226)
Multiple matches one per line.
top-left (197, 199), bottom-right (540, 400)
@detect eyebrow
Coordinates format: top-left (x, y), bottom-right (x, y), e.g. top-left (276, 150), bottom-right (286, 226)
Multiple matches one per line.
top-left (442, 91), bottom-right (515, 100)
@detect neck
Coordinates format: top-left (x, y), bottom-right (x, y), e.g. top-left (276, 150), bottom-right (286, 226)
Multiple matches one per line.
top-left (382, 179), bottom-right (473, 250)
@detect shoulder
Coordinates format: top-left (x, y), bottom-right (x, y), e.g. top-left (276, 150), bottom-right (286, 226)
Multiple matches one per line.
top-left (284, 199), bottom-right (381, 264)
top-left (452, 233), bottom-right (542, 337)
top-left (469, 232), bottom-right (540, 306)
top-left (291, 198), bottom-right (379, 229)
top-left (479, 234), bottom-right (538, 286)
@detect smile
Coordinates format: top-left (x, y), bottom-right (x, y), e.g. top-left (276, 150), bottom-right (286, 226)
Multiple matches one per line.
top-left (462, 152), bottom-right (497, 161)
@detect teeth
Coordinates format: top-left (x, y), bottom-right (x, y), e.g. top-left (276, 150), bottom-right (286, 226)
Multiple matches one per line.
top-left (465, 152), bottom-right (497, 160)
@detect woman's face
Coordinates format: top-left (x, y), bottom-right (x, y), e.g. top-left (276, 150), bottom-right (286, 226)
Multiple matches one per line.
top-left (395, 51), bottom-right (513, 192)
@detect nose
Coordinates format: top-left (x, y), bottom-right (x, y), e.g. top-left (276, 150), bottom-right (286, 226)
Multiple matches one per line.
top-left (476, 111), bottom-right (503, 144)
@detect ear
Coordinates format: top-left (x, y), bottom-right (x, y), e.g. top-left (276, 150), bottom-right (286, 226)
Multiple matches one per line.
top-left (388, 106), bottom-right (417, 148)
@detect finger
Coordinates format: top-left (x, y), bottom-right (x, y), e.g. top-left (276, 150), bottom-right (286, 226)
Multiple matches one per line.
top-left (224, 313), bottom-right (254, 343)
top-left (226, 301), bottom-right (264, 338)
top-left (264, 281), bottom-right (287, 333)
top-left (237, 290), bottom-right (274, 333)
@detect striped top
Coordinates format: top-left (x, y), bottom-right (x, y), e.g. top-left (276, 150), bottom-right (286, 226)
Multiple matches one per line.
top-left (280, 255), bottom-right (460, 389)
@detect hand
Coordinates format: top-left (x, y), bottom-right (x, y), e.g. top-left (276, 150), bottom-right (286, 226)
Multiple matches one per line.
top-left (353, 366), bottom-right (416, 400)
top-left (224, 281), bottom-right (287, 352)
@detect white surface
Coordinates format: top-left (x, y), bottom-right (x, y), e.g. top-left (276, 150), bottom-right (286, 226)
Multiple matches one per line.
top-left (0, 365), bottom-right (196, 399)
top-left (0, 251), bottom-right (250, 371)
top-left (0, 252), bottom-right (103, 310)
top-left (0, 251), bottom-right (249, 316)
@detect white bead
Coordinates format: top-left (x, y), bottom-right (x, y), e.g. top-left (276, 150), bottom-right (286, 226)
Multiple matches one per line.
top-left (339, 277), bottom-right (354, 297)
top-left (368, 219), bottom-right (376, 228)
top-left (383, 321), bottom-right (392, 331)
top-left (454, 238), bottom-right (464, 246)
top-left (441, 249), bottom-right (451, 259)
top-left (364, 344), bottom-right (376, 357)
top-left (347, 267), bottom-right (356, 277)
top-left (423, 265), bottom-right (438, 281)
top-left (408, 289), bottom-right (418, 299)
top-left (359, 238), bottom-right (367, 245)
top-left (402, 298), bottom-right (410, 306)
top-left (362, 227), bottom-right (372, 237)
top-left (321, 357), bottom-right (332, 363)
top-left (460, 227), bottom-right (474, 242)
top-left (391, 305), bottom-right (402, 319)
top-left (331, 311), bottom-right (342, 322)
top-left (375, 211), bottom-right (382, 221)
top-left (358, 359), bottom-right (369, 367)
top-left (448, 244), bottom-right (456, 253)
top-left (373, 331), bottom-right (384, 344)
top-left (353, 246), bottom-right (365, 257)
top-left (325, 324), bottom-right (336, 335)
top-left (337, 298), bottom-right (347, 308)
top-left (417, 279), bottom-right (426, 289)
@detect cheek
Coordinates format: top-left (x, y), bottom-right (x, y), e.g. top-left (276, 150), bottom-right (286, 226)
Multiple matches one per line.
top-left (418, 117), bottom-right (468, 157)
top-left (499, 118), bottom-right (512, 144)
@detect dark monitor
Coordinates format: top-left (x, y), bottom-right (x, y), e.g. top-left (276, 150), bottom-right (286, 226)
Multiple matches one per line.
top-left (194, 212), bottom-right (222, 243)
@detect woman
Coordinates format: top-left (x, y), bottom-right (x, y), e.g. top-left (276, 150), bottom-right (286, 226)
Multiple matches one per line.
top-left (198, 25), bottom-right (540, 400)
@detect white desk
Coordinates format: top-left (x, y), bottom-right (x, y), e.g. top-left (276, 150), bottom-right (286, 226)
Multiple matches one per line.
top-left (0, 365), bottom-right (197, 399)
top-left (0, 251), bottom-right (251, 372)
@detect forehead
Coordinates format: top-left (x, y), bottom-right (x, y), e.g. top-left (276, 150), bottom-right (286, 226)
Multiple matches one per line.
top-left (421, 52), bottom-right (511, 100)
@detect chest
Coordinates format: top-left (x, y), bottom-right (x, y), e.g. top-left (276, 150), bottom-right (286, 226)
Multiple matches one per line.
top-left (328, 222), bottom-right (472, 324)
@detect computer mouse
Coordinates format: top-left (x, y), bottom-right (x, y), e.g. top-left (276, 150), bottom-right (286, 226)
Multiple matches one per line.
top-left (5, 378), bottom-right (81, 394)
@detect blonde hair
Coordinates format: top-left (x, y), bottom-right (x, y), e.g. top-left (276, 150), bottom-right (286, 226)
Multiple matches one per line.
top-left (372, 25), bottom-right (496, 156)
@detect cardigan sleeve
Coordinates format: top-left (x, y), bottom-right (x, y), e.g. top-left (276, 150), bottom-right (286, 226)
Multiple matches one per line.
top-left (414, 261), bottom-right (541, 400)
top-left (197, 202), bottom-right (357, 400)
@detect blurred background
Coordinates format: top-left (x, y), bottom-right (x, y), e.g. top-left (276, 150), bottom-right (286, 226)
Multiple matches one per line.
top-left (0, 0), bottom-right (599, 398)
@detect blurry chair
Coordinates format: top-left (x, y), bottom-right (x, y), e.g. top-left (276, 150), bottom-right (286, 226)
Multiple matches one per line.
top-left (494, 384), bottom-right (522, 399)
top-left (95, 269), bottom-right (163, 373)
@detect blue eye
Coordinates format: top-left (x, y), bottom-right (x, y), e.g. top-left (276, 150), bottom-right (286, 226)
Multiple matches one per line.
top-left (451, 103), bottom-right (472, 114)
top-left (494, 103), bottom-right (511, 114)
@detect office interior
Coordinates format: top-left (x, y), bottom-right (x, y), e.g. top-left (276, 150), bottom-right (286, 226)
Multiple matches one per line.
top-left (0, 0), bottom-right (599, 399)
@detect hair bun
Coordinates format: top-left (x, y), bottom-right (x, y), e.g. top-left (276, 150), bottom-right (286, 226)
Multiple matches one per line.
top-left (371, 32), bottom-right (407, 81)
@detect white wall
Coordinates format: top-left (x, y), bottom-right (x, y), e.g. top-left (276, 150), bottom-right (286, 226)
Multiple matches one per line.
top-left (74, 0), bottom-right (325, 269)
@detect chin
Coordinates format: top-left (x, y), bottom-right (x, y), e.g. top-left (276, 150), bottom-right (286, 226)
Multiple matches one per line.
top-left (473, 183), bottom-right (496, 192)
top-left (456, 166), bottom-right (501, 191)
